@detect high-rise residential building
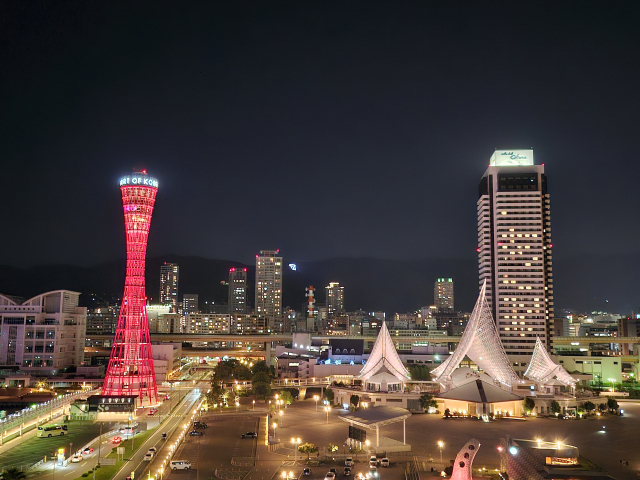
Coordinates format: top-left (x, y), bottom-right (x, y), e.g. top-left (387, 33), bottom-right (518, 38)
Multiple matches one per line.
top-left (159, 262), bottom-right (179, 313)
top-left (325, 282), bottom-right (345, 317)
top-left (434, 278), bottom-right (454, 312)
top-left (255, 250), bottom-right (283, 322)
top-left (0, 290), bottom-right (86, 374)
top-left (182, 294), bottom-right (199, 314)
top-left (228, 268), bottom-right (248, 313)
top-left (477, 149), bottom-right (554, 365)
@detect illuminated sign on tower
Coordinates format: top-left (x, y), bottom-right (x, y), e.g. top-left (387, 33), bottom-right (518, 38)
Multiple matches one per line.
top-left (103, 171), bottom-right (159, 405)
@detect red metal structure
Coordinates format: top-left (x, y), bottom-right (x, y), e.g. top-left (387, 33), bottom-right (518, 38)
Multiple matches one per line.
top-left (103, 171), bottom-right (159, 405)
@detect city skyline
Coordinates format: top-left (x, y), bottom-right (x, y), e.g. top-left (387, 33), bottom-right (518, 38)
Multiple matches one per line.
top-left (1, 3), bottom-right (639, 273)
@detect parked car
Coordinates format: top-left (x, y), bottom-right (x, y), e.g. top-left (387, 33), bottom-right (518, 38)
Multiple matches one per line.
top-left (303, 468), bottom-right (311, 476)
top-left (194, 421), bottom-right (208, 429)
top-left (143, 453), bottom-right (153, 461)
top-left (82, 447), bottom-right (94, 454)
top-left (380, 458), bottom-right (389, 467)
top-left (71, 455), bottom-right (83, 463)
top-left (345, 457), bottom-right (354, 467)
top-left (324, 473), bottom-right (336, 480)
top-left (369, 456), bottom-right (378, 467)
top-left (329, 468), bottom-right (337, 474)
top-left (148, 447), bottom-right (157, 454)
top-left (189, 430), bottom-right (204, 436)
top-left (344, 467), bottom-right (352, 476)
top-left (241, 432), bottom-right (257, 438)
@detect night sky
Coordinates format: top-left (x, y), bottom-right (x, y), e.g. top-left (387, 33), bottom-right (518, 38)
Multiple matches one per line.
top-left (2, 2), bottom-right (639, 280)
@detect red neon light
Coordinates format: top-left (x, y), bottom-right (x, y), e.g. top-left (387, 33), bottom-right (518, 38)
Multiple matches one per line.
top-left (102, 173), bottom-right (158, 406)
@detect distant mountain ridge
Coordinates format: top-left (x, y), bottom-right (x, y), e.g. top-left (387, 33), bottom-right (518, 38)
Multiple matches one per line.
top-left (0, 253), bottom-right (638, 314)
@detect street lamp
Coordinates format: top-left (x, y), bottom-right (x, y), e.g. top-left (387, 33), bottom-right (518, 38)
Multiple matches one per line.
top-left (291, 437), bottom-right (302, 462)
top-left (272, 422), bottom-right (277, 439)
top-left (437, 441), bottom-right (444, 466)
top-left (279, 410), bottom-right (284, 427)
top-left (365, 440), bottom-right (370, 452)
top-left (324, 405), bottom-right (331, 424)
top-left (253, 400), bottom-right (255, 410)
top-left (313, 395), bottom-right (319, 411)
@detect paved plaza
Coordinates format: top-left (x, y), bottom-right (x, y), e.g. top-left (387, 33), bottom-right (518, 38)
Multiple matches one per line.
top-left (156, 395), bottom-right (640, 480)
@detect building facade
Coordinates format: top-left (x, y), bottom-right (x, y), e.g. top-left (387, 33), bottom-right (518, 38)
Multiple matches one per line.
top-left (228, 267), bottom-right (248, 313)
top-left (255, 250), bottom-right (283, 323)
top-left (477, 149), bottom-right (554, 366)
top-left (185, 313), bottom-right (231, 334)
top-left (325, 282), bottom-right (345, 317)
top-left (0, 290), bottom-right (86, 375)
top-left (159, 262), bottom-right (179, 313)
top-left (182, 294), bottom-right (199, 314)
top-left (434, 278), bottom-right (454, 312)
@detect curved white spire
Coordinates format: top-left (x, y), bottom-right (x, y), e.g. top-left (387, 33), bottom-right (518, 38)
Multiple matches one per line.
top-left (431, 280), bottom-right (519, 387)
top-left (525, 337), bottom-right (576, 386)
top-left (359, 321), bottom-right (410, 383)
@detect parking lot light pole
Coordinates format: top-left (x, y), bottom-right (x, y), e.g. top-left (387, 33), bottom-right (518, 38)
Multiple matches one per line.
top-left (437, 441), bottom-right (444, 466)
top-left (291, 437), bottom-right (301, 462)
top-left (313, 395), bottom-right (319, 411)
top-left (324, 406), bottom-right (331, 424)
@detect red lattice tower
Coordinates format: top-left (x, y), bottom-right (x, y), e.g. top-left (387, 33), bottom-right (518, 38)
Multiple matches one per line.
top-left (103, 171), bottom-right (159, 405)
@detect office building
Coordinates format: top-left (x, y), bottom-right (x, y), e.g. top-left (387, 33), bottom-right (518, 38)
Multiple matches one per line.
top-left (434, 278), bottom-right (454, 312)
top-left (185, 314), bottom-right (231, 334)
top-left (182, 294), bottom-right (199, 314)
top-left (255, 250), bottom-right (283, 321)
top-left (477, 149), bottom-right (554, 364)
top-left (86, 306), bottom-right (119, 336)
top-left (159, 262), bottom-right (179, 313)
top-left (0, 290), bottom-right (86, 374)
top-left (325, 282), bottom-right (345, 317)
top-left (228, 267), bottom-right (248, 313)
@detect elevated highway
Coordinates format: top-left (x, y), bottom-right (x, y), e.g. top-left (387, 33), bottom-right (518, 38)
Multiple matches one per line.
top-left (86, 333), bottom-right (461, 343)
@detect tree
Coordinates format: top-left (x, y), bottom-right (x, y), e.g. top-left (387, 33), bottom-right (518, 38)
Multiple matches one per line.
top-left (298, 442), bottom-right (318, 460)
top-left (607, 397), bottom-right (619, 412)
top-left (582, 401), bottom-right (596, 414)
top-left (252, 360), bottom-right (271, 375)
top-left (523, 397), bottom-right (536, 414)
top-left (408, 364), bottom-right (431, 381)
top-left (597, 402), bottom-right (607, 413)
top-left (350, 395), bottom-right (360, 410)
top-left (550, 400), bottom-right (561, 415)
top-left (2, 468), bottom-right (26, 480)
top-left (253, 382), bottom-right (271, 399)
top-left (419, 394), bottom-right (433, 411)
top-left (324, 387), bottom-right (334, 403)
top-left (328, 443), bottom-right (338, 453)
top-left (206, 382), bottom-right (224, 406)
top-left (276, 390), bottom-right (294, 406)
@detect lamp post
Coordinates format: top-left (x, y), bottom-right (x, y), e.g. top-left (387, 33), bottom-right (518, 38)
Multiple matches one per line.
top-left (272, 422), bottom-right (277, 440)
top-left (365, 440), bottom-right (370, 453)
top-left (291, 437), bottom-right (301, 463)
top-left (437, 441), bottom-right (444, 466)
top-left (313, 395), bottom-right (319, 411)
top-left (253, 400), bottom-right (255, 410)
top-left (279, 410), bottom-right (284, 427)
top-left (324, 406), bottom-right (331, 424)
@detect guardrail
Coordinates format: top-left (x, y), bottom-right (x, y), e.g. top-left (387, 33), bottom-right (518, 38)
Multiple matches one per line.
top-left (0, 389), bottom-right (99, 440)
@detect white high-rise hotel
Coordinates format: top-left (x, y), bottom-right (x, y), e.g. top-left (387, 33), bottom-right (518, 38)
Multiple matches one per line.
top-left (477, 149), bottom-right (553, 369)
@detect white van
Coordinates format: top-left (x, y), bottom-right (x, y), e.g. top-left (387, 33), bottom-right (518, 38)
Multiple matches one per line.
top-left (171, 460), bottom-right (192, 470)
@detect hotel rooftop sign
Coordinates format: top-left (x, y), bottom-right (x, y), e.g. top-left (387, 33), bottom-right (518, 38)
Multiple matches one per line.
top-left (490, 149), bottom-right (534, 166)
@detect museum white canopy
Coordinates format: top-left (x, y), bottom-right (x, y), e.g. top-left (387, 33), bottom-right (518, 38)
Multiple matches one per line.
top-left (524, 337), bottom-right (576, 386)
top-left (359, 321), bottom-right (410, 384)
top-left (431, 280), bottom-right (519, 388)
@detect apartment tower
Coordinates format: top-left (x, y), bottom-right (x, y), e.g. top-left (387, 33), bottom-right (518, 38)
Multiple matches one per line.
top-left (255, 250), bottom-right (283, 326)
top-left (228, 267), bottom-right (248, 313)
top-left (477, 149), bottom-right (553, 372)
top-left (159, 262), bottom-right (179, 313)
top-left (434, 278), bottom-right (454, 312)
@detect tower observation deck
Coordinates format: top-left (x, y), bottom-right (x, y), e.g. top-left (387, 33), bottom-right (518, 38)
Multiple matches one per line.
top-left (103, 171), bottom-right (159, 405)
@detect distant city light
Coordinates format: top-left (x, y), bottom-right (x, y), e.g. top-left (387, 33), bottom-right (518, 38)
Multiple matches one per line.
top-left (289, 263), bottom-right (297, 271)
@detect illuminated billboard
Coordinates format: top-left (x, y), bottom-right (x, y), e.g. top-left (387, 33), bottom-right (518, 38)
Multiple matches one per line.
top-left (490, 149), bottom-right (534, 166)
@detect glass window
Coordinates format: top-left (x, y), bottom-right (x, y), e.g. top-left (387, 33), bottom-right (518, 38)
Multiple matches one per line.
top-left (35, 331), bottom-right (45, 339)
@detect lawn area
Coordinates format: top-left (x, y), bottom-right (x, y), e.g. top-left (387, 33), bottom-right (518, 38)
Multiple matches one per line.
top-left (75, 427), bottom-right (157, 480)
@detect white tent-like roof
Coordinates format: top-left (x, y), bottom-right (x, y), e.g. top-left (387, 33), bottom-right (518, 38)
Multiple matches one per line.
top-left (431, 280), bottom-right (519, 388)
top-left (359, 321), bottom-right (410, 383)
top-left (438, 379), bottom-right (522, 403)
top-left (524, 337), bottom-right (576, 386)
